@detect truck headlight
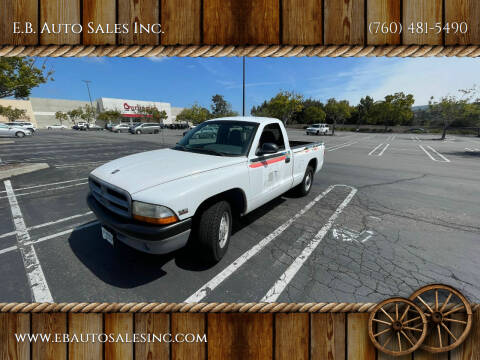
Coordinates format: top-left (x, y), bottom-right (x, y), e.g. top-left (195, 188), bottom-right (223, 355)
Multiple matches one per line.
top-left (132, 201), bottom-right (178, 225)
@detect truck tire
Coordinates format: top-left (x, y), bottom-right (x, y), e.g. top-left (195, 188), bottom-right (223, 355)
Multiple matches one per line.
top-left (295, 166), bottom-right (314, 196)
top-left (197, 200), bottom-right (232, 263)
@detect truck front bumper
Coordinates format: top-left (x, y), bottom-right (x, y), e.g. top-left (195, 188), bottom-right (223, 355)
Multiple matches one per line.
top-left (87, 193), bottom-right (192, 254)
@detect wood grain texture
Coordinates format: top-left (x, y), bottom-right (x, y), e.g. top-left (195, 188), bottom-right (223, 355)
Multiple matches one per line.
top-left (275, 313), bottom-right (309, 360)
top-left (135, 314), bottom-right (169, 360)
top-left (32, 313), bottom-right (67, 360)
top-left (403, 0), bottom-right (443, 45)
top-left (414, 326), bottom-right (448, 360)
top-left (83, 0), bottom-right (116, 45)
top-left (203, 0), bottom-right (280, 45)
top-left (161, 0), bottom-right (202, 45)
top-left (0, 314), bottom-right (30, 360)
top-left (450, 311), bottom-right (479, 360)
top-left (282, 0), bottom-right (322, 45)
top-left (118, 0), bottom-right (160, 45)
top-left (324, 0), bottom-right (365, 45)
top-left (104, 313), bottom-right (133, 360)
top-left (347, 313), bottom-right (375, 360)
top-left (445, 0), bottom-right (480, 45)
top-left (207, 313), bottom-right (273, 360)
top-left (311, 313), bottom-right (345, 360)
top-left (171, 313), bottom-right (206, 360)
top-left (367, 0), bottom-right (401, 45)
top-left (0, 0), bottom-right (38, 45)
top-left (40, 0), bottom-right (81, 44)
top-left (68, 314), bottom-right (103, 360)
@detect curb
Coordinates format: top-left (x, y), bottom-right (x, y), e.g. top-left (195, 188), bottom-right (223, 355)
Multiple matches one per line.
top-left (0, 163), bottom-right (49, 180)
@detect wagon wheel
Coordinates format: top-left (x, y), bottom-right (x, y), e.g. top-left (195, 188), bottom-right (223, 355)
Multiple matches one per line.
top-left (409, 284), bottom-right (472, 353)
top-left (369, 297), bottom-right (428, 356)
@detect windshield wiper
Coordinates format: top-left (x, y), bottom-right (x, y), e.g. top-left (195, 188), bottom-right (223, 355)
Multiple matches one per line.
top-left (185, 147), bottom-right (225, 156)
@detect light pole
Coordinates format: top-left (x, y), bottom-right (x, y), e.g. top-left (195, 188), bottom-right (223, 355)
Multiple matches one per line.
top-left (82, 80), bottom-right (95, 124)
top-left (242, 57), bottom-right (246, 116)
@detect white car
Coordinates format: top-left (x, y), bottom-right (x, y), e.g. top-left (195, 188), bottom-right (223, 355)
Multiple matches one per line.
top-left (0, 123), bottom-right (32, 138)
top-left (6, 122), bottom-right (36, 133)
top-left (306, 124), bottom-right (329, 135)
top-left (88, 117), bottom-right (325, 262)
top-left (47, 124), bottom-right (68, 130)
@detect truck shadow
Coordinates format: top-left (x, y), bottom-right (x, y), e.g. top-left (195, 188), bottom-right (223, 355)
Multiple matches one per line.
top-left (68, 196), bottom-right (288, 288)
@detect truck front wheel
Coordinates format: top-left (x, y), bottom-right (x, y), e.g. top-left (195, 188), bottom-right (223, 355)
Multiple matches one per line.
top-left (197, 200), bottom-right (232, 263)
top-left (295, 166), bottom-right (314, 196)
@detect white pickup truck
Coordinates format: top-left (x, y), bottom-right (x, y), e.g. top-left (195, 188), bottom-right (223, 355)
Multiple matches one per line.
top-left (88, 117), bottom-right (325, 262)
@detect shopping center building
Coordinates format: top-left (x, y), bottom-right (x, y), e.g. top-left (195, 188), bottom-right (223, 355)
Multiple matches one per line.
top-left (0, 97), bottom-right (185, 128)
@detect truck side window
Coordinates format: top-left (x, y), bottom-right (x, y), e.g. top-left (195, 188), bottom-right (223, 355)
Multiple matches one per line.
top-left (258, 123), bottom-right (286, 151)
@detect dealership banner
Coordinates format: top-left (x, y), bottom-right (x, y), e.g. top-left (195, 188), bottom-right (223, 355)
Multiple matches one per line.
top-left (0, 0), bottom-right (480, 56)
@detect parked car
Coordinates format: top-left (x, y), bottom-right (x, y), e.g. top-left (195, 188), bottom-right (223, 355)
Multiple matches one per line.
top-left (112, 124), bottom-right (131, 133)
top-left (0, 123), bottom-right (32, 138)
top-left (47, 124), bottom-right (68, 130)
top-left (73, 121), bottom-right (88, 131)
top-left (306, 124), bottom-right (329, 135)
top-left (88, 116), bottom-right (325, 263)
top-left (130, 123), bottom-right (161, 134)
top-left (6, 122), bottom-right (36, 133)
top-left (87, 124), bottom-right (104, 131)
top-left (406, 128), bottom-right (427, 133)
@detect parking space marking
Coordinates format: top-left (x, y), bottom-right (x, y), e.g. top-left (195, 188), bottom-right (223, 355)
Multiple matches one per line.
top-left (4, 180), bottom-right (53, 302)
top-left (0, 178), bottom-right (87, 194)
top-left (465, 148), bottom-right (480, 152)
top-left (419, 145), bottom-right (450, 163)
top-left (27, 221), bottom-right (99, 246)
top-left (0, 182), bottom-right (88, 200)
top-left (261, 186), bottom-right (357, 302)
top-left (328, 141), bottom-right (360, 152)
top-left (185, 184), bottom-right (348, 303)
top-left (0, 245), bottom-right (18, 255)
top-left (368, 143), bottom-right (390, 156)
top-left (368, 143), bottom-right (384, 156)
top-left (411, 136), bottom-right (421, 142)
top-left (55, 162), bottom-right (105, 169)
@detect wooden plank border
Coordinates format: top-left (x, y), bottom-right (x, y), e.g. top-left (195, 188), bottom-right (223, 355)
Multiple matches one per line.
top-left (0, 304), bottom-right (478, 360)
top-left (1, 0), bottom-right (480, 48)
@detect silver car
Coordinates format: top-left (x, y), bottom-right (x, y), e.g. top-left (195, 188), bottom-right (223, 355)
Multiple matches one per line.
top-left (131, 123), bottom-right (161, 134)
top-left (0, 123), bottom-right (32, 138)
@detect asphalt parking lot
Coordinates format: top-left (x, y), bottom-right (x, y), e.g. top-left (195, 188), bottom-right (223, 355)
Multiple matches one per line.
top-left (1, 129), bottom-right (479, 303)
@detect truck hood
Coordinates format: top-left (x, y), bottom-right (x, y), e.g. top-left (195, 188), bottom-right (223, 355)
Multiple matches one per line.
top-left (90, 148), bottom-right (246, 194)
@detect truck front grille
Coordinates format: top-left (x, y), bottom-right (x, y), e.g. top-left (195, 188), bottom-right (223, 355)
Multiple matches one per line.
top-left (89, 176), bottom-right (131, 218)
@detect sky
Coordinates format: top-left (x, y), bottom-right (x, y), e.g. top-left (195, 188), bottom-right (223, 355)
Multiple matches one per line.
top-left (30, 56), bottom-right (480, 113)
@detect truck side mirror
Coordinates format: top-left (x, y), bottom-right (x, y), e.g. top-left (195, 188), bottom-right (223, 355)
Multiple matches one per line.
top-left (259, 142), bottom-right (279, 155)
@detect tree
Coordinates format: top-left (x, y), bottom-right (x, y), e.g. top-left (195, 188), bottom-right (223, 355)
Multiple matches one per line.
top-left (0, 58), bottom-right (53, 99)
top-left (176, 103), bottom-right (212, 125)
top-left (0, 106), bottom-right (28, 121)
top-left (381, 92), bottom-right (415, 131)
top-left (144, 107), bottom-right (168, 124)
top-left (67, 108), bottom-right (84, 124)
top-left (210, 94), bottom-right (238, 118)
top-left (324, 99), bottom-right (351, 135)
top-left (97, 110), bottom-right (122, 124)
top-left (293, 99), bottom-right (326, 124)
top-left (55, 111), bottom-right (68, 125)
top-left (429, 87), bottom-right (480, 140)
top-left (80, 105), bottom-right (96, 124)
top-left (251, 91), bottom-right (304, 125)
top-left (356, 96), bottom-right (376, 125)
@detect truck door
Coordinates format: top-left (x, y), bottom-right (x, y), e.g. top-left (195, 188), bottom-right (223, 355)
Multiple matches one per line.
top-left (248, 123), bottom-right (293, 209)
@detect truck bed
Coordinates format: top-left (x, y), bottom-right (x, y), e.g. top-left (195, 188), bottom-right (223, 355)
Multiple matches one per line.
top-left (289, 140), bottom-right (324, 151)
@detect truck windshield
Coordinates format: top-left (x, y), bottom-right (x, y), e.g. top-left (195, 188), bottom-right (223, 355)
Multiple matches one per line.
top-left (174, 121), bottom-right (258, 156)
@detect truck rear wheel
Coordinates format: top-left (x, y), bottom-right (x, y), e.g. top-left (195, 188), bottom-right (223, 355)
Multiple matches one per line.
top-left (295, 166), bottom-right (314, 196)
top-left (197, 200), bottom-right (232, 263)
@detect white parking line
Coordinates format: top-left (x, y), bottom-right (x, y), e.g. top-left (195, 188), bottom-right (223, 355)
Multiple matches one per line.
top-left (0, 245), bottom-right (18, 255)
top-left (4, 180), bottom-right (53, 303)
top-left (185, 185), bottom-right (350, 303)
top-left (328, 141), bottom-right (359, 152)
top-left (368, 143), bottom-right (384, 156)
top-left (378, 144), bottom-right (390, 156)
top-left (0, 178), bottom-right (87, 194)
top-left (419, 145), bottom-right (450, 162)
top-left (0, 212), bottom-right (93, 240)
top-left (261, 187), bottom-right (357, 302)
top-left (465, 148), bottom-right (480, 152)
top-left (0, 182), bottom-right (88, 200)
top-left (427, 146), bottom-right (450, 162)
